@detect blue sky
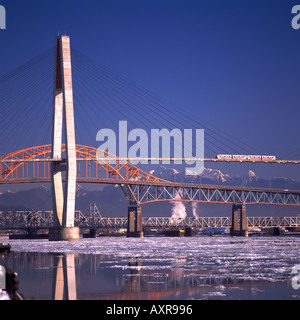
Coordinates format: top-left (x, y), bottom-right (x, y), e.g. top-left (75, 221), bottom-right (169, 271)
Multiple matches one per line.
top-left (1, 0), bottom-right (300, 180)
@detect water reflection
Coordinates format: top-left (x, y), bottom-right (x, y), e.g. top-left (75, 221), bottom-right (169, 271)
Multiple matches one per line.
top-left (3, 252), bottom-right (249, 300)
top-left (52, 254), bottom-right (77, 300)
top-left (1, 238), bottom-right (299, 300)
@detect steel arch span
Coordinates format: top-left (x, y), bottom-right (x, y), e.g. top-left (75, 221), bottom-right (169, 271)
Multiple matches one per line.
top-left (1, 144), bottom-right (300, 206)
top-left (0, 144), bottom-right (170, 203)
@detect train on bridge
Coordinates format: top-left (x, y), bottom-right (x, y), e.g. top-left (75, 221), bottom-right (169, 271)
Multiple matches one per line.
top-left (216, 154), bottom-right (276, 161)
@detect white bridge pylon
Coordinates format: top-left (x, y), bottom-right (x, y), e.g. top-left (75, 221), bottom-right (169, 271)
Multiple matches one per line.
top-left (49, 35), bottom-right (79, 241)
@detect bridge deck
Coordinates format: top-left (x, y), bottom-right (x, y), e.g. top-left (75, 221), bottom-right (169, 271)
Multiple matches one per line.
top-left (1, 157), bottom-right (300, 164)
top-left (1, 178), bottom-right (300, 206)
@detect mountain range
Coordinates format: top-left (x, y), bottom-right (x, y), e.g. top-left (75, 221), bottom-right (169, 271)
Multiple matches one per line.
top-left (150, 166), bottom-right (300, 190)
top-left (0, 166), bottom-right (299, 217)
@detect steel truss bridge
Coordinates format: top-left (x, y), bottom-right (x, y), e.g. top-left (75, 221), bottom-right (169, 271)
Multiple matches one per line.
top-left (1, 144), bottom-right (300, 207)
top-left (0, 210), bottom-right (299, 230)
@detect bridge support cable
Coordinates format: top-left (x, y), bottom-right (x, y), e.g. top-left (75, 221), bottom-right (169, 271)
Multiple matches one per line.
top-left (71, 47), bottom-right (263, 157)
top-left (71, 50), bottom-right (225, 156)
top-left (280, 146), bottom-right (300, 160)
top-left (72, 57), bottom-right (202, 160)
top-left (0, 48), bottom-right (54, 154)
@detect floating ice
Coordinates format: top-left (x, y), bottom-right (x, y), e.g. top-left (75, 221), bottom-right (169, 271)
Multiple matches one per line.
top-left (5, 236), bottom-right (300, 284)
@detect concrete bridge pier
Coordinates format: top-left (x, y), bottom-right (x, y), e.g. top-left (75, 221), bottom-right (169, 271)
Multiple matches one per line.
top-left (49, 226), bottom-right (80, 241)
top-left (127, 202), bottom-right (144, 238)
top-left (230, 204), bottom-right (248, 237)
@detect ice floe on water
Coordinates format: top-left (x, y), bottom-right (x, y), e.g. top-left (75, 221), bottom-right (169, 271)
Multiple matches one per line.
top-left (6, 236), bottom-right (300, 284)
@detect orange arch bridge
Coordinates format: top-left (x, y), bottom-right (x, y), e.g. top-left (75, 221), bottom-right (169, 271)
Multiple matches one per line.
top-left (0, 144), bottom-right (300, 207)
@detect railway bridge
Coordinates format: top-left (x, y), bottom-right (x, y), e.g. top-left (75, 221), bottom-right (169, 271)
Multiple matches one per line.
top-left (0, 210), bottom-right (299, 231)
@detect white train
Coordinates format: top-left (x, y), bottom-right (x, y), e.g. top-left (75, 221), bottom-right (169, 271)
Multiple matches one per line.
top-left (216, 154), bottom-right (276, 161)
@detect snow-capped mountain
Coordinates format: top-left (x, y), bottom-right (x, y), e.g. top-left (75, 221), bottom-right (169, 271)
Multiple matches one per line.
top-left (147, 165), bottom-right (300, 190)
top-left (149, 165), bottom-right (233, 184)
top-left (198, 168), bottom-right (230, 183)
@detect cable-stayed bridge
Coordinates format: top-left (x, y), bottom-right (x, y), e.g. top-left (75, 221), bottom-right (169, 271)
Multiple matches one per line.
top-left (0, 35), bottom-right (300, 239)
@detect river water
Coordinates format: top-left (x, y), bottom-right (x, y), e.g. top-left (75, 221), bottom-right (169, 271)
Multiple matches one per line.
top-left (1, 236), bottom-right (300, 300)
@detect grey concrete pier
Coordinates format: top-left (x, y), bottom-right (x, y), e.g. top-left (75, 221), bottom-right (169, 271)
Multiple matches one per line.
top-left (49, 227), bottom-right (80, 241)
top-left (230, 204), bottom-right (248, 237)
top-left (127, 203), bottom-right (144, 237)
